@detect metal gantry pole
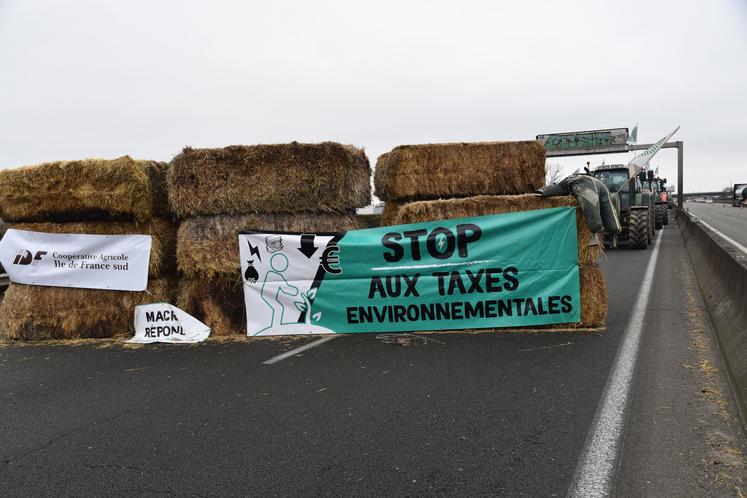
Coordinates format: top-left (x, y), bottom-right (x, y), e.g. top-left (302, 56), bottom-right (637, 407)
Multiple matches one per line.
top-left (677, 141), bottom-right (684, 209)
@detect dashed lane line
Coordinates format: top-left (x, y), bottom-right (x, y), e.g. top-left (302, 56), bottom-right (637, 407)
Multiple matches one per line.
top-left (262, 335), bottom-right (339, 365)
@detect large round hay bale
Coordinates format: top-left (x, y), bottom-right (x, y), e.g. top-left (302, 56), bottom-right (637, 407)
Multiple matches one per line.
top-left (374, 141), bottom-right (546, 202)
top-left (177, 279), bottom-right (244, 336)
top-left (11, 219), bottom-right (177, 277)
top-left (176, 212), bottom-right (360, 280)
top-left (0, 157), bottom-right (168, 223)
top-left (168, 143), bottom-right (371, 217)
top-left (392, 194), bottom-right (601, 264)
top-left (0, 278), bottom-right (173, 341)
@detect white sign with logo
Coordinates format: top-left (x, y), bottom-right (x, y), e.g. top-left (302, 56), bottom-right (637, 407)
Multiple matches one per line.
top-left (0, 229), bottom-right (151, 291)
top-left (130, 303), bottom-right (210, 344)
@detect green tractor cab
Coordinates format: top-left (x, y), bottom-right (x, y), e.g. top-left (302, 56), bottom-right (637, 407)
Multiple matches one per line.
top-left (591, 165), bottom-right (655, 249)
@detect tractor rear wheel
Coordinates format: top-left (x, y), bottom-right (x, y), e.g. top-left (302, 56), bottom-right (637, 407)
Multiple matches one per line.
top-left (647, 206), bottom-right (654, 243)
top-left (662, 206), bottom-right (669, 225)
top-left (629, 210), bottom-right (649, 249)
top-left (654, 205), bottom-right (664, 229)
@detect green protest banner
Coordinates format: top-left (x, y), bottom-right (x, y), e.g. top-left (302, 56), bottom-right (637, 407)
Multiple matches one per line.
top-left (239, 207), bottom-right (580, 335)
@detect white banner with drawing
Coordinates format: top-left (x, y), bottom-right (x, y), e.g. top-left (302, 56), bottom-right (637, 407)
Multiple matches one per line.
top-left (239, 231), bottom-right (339, 336)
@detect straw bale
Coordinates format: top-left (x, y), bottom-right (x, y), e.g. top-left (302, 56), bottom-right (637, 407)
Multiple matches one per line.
top-left (0, 156), bottom-right (168, 222)
top-left (11, 219), bottom-right (177, 276)
top-left (177, 279), bottom-right (244, 336)
top-left (177, 212), bottom-right (360, 279)
top-left (357, 214), bottom-right (383, 229)
top-left (577, 262), bottom-right (607, 328)
top-left (0, 278), bottom-right (173, 341)
top-left (380, 201), bottom-right (401, 226)
top-left (374, 141), bottom-right (545, 201)
top-left (393, 194), bottom-right (601, 264)
top-left (168, 143), bottom-right (371, 217)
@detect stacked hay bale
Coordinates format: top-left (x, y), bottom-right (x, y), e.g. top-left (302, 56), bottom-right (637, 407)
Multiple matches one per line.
top-left (377, 141), bottom-right (547, 223)
top-left (375, 141), bottom-right (607, 329)
top-left (168, 142), bottom-right (371, 336)
top-left (0, 157), bottom-right (175, 340)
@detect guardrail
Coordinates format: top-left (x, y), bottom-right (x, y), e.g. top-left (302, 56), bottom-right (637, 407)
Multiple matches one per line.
top-left (678, 209), bottom-right (747, 425)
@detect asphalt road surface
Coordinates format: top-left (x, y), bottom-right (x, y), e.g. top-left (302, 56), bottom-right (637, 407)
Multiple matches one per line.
top-left (686, 203), bottom-right (747, 250)
top-left (1, 224), bottom-right (745, 496)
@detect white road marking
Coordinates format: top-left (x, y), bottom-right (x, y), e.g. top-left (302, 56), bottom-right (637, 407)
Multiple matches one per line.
top-left (261, 335), bottom-right (339, 365)
top-left (567, 234), bottom-right (662, 498)
top-left (697, 220), bottom-right (747, 256)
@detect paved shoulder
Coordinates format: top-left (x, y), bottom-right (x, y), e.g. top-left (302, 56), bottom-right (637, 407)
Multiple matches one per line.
top-left (616, 224), bottom-right (746, 496)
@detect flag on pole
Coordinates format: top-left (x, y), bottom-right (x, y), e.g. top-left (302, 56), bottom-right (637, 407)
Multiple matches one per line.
top-left (628, 126), bottom-right (680, 177)
top-left (627, 123), bottom-right (638, 145)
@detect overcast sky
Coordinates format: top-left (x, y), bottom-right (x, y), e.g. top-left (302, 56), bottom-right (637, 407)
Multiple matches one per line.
top-left (1, 0), bottom-right (745, 194)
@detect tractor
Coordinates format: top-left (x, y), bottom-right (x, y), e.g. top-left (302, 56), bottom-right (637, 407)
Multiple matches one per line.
top-left (656, 178), bottom-right (670, 224)
top-left (640, 172), bottom-right (668, 229)
top-left (590, 165), bottom-right (655, 249)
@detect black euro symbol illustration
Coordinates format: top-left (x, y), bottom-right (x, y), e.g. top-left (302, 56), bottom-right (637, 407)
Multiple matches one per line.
top-left (320, 245), bottom-right (342, 274)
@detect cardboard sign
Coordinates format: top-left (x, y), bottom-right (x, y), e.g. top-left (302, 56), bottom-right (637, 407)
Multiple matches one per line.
top-left (239, 207), bottom-right (580, 336)
top-left (130, 303), bottom-right (210, 344)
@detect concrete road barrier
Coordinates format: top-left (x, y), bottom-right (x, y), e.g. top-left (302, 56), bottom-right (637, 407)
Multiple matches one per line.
top-left (679, 210), bottom-right (747, 422)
